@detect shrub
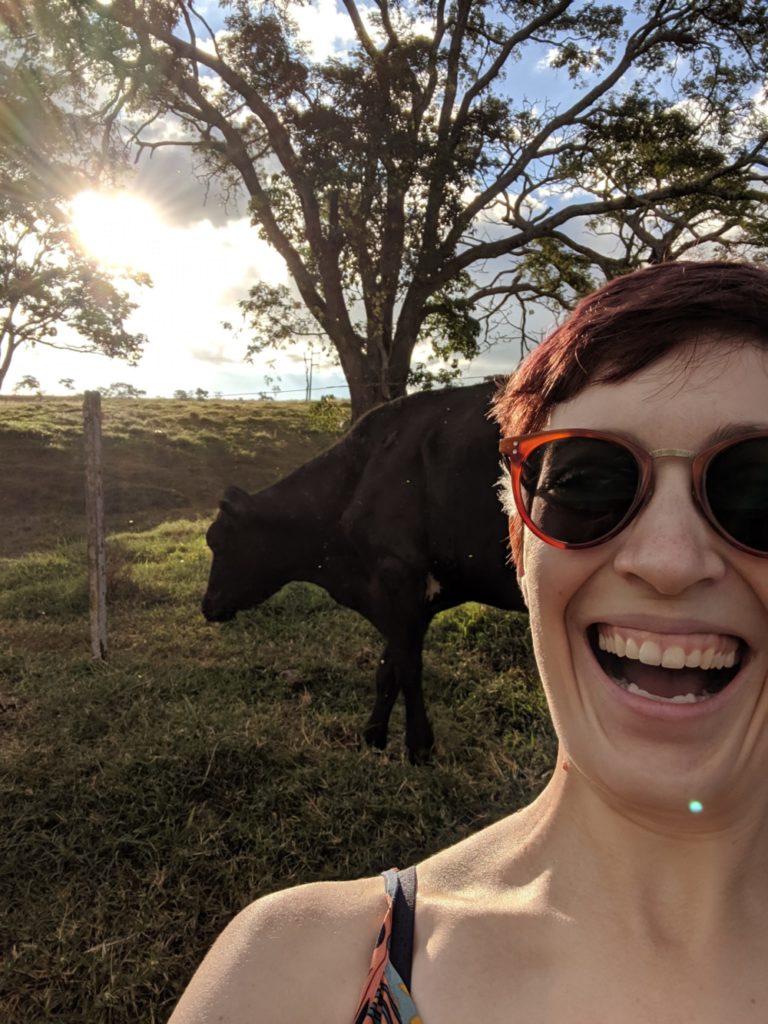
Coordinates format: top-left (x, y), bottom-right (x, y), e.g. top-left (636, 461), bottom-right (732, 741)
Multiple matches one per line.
top-left (305, 395), bottom-right (350, 434)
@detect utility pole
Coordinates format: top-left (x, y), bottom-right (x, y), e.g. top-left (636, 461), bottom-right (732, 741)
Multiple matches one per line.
top-left (304, 347), bottom-right (314, 401)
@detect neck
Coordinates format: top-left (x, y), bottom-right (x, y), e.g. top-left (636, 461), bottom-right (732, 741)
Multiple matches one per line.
top-left (506, 757), bottom-right (768, 951)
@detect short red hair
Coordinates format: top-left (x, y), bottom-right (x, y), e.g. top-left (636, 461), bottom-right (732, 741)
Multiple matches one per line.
top-left (492, 260), bottom-right (768, 567)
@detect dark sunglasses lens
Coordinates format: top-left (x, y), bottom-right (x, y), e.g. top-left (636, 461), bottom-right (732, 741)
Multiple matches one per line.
top-left (520, 437), bottom-right (640, 545)
top-left (705, 437), bottom-right (768, 553)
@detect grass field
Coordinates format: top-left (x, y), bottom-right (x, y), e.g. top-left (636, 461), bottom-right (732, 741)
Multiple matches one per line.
top-left (0, 396), bottom-right (555, 1023)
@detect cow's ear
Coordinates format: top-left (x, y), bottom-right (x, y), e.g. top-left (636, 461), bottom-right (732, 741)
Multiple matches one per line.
top-left (220, 485), bottom-right (252, 520)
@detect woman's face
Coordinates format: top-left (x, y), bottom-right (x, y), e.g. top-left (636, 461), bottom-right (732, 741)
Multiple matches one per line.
top-left (522, 340), bottom-right (768, 819)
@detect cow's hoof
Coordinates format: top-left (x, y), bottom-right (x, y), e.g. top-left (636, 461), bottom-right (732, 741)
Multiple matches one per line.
top-left (406, 722), bottom-right (435, 765)
top-left (362, 722), bottom-right (388, 750)
top-left (407, 743), bottom-right (434, 766)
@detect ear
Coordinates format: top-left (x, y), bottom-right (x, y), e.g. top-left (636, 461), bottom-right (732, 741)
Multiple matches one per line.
top-left (219, 484), bottom-right (252, 520)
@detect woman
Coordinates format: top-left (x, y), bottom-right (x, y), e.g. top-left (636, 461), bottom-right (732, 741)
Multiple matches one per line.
top-left (170, 260), bottom-right (768, 1023)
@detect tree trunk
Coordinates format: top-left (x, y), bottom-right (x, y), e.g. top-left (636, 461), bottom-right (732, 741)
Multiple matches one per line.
top-left (330, 316), bottom-right (417, 421)
top-left (346, 368), bottom-right (408, 421)
top-left (0, 334), bottom-right (19, 393)
top-left (343, 344), bottom-right (413, 421)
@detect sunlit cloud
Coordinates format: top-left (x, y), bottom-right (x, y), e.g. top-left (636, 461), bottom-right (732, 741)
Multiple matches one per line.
top-left (286, 0), bottom-right (435, 61)
top-left (10, 197), bottom-right (293, 396)
top-left (288, 0), bottom-right (360, 60)
top-left (116, 215), bottom-right (289, 388)
top-left (536, 46), bottom-right (561, 71)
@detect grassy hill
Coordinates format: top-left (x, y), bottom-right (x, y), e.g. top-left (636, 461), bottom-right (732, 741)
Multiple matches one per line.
top-left (0, 396), bottom-right (552, 1023)
top-left (0, 395), bottom-right (346, 559)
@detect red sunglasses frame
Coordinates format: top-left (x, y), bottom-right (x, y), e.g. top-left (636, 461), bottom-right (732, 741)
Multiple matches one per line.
top-left (498, 428), bottom-right (768, 557)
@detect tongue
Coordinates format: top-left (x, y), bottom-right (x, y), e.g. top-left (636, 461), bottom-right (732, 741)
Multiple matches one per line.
top-left (622, 660), bottom-right (709, 697)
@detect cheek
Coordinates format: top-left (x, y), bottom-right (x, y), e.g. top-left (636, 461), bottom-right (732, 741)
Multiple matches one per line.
top-left (523, 541), bottom-right (570, 613)
top-left (523, 542), bottom-right (599, 668)
top-left (523, 543), bottom-right (566, 653)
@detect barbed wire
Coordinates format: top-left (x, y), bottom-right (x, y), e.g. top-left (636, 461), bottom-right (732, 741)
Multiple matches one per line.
top-left (9, 372), bottom-right (504, 400)
top-left (218, 372), bottom-right (498, 399)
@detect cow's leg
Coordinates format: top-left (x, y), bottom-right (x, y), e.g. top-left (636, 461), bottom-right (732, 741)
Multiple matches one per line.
top-left (363, 557), bottom-right (435, 762)
top-left (399, 628), bottom-right (434, 764)
top-left (363, 641), bottom-right (400, 751)
top-left (363, 628), bottom-right (433, 762)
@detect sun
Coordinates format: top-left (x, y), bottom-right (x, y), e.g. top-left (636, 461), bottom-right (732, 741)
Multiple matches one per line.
top-left (70, 190), bottom-right (165, 271)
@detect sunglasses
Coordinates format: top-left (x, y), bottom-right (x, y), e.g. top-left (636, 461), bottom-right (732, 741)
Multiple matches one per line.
top-left (499, 429), bottom-right (768, 556)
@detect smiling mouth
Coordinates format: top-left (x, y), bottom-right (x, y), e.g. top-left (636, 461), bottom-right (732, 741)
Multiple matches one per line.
top-left (587, 624), bottom-right (746, 704)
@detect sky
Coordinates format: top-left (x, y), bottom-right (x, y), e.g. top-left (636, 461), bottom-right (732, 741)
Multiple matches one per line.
top-left (5, 2), bottom-right (579, 399)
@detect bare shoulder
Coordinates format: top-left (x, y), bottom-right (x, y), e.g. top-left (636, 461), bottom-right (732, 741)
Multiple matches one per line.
top-left (414, 805), bottom-right (549, 918)
top-left (168, 874), bottom-right (387, 1024)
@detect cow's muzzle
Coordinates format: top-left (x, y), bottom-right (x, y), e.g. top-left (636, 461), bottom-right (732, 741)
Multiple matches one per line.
top-left (201, 593), bottom-right (237, 622)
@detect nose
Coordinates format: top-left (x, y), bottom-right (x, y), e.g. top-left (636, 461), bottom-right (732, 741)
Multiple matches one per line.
top-left (201, 590), bottom-right (230, 621)
top-left (612, 462), bottom-right (728, 595)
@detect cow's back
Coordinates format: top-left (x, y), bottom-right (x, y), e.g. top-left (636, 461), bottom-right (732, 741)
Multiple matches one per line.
top-left (339, 381), bottom-right (520, 613)
top-left (419, 383), bottom-right (515, 608)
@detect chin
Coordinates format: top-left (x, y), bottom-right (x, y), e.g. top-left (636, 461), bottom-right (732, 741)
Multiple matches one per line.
top-left (562, 735), bottom-right (756, 827)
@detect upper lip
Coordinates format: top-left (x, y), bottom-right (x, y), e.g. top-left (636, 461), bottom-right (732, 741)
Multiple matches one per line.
top-left (587, 613), bottom-right (747, 644)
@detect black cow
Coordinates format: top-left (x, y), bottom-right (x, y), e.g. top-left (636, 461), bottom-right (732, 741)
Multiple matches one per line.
top-left (202, 380), bottom-right (525, 762)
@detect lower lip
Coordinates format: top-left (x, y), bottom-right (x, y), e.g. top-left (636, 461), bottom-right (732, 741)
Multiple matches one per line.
top-left (588, 639), bottom-right (749, 722)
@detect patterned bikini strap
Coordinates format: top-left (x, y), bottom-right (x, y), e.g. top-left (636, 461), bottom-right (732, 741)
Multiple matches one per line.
top-left (384, 865), bottom-right (417, 989)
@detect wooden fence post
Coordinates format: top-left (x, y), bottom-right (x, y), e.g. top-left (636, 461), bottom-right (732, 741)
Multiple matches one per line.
top-left (83, 391), bottom-right (107, 659)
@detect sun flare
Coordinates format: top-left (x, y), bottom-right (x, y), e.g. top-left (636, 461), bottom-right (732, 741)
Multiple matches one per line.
top-left (70, 190), bottom-right (164, 271)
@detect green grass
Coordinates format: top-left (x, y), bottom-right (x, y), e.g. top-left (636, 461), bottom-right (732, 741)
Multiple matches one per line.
top-left (0, 398), bottom-right (555, 1023)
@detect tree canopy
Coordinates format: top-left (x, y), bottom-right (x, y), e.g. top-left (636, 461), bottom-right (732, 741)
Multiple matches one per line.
top-left (0, 32), bottom-right (148, 392)
top-left (17, 0), bottom-right (768, 417)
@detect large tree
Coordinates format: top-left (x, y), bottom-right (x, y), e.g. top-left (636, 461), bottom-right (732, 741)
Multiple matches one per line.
top-left (0, 37), bottom-right (148, 392)
top-left (20, 0), bottom-right (768, 417)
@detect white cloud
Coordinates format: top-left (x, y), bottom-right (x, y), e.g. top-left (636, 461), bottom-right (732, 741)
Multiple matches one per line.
top-left (116, 217), bottom-right (289, 387)
top-left (288, 0), bottom-right (360, 61)
top-left (196, 35), bottom-right (220, 57)
top-left (285, 0), bottom-right (433, 62)
top-left (536, 47), bottom-right (561, 71)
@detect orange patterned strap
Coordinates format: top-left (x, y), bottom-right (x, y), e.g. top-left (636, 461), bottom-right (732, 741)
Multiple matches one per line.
top-left (352, 870), bottom-right (423, 1024)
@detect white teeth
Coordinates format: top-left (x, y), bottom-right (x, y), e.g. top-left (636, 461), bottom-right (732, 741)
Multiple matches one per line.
top-left (627, 682), bottom-right (664, 702)
top-left (639, 640), bottom-right (662, 666)
top-left (623, 681), bottom-right (711, 703)
top-left (661, 646), bottom-right (685, 669)
top-left (595, 629), bottom-right (741, 673)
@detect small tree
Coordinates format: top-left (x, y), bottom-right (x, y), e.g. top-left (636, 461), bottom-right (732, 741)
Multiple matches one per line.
top-left (98, 382), bottom-right (146, 398)
top-left (0, 45), bottom-right (149, 392)
top-left (13, 374), bottom-right (41, 395)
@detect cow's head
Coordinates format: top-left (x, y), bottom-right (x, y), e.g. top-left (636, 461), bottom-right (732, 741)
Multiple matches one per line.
top-left (201, 485), bottom-right (282, 621)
